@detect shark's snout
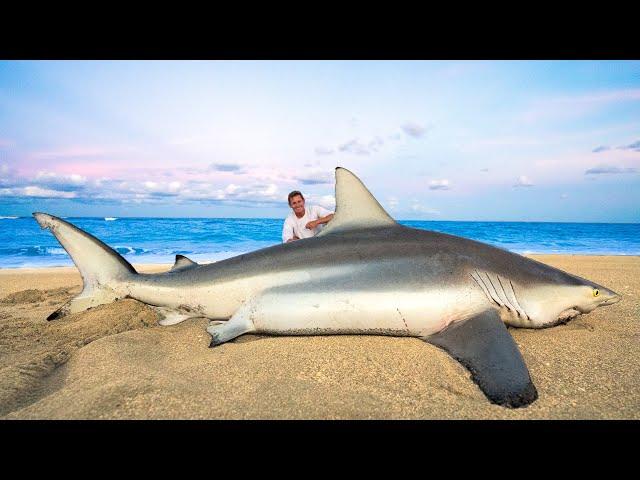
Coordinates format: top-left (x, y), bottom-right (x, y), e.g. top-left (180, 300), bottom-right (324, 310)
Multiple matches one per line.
top-left (600, 293), bottom-right (621, 306)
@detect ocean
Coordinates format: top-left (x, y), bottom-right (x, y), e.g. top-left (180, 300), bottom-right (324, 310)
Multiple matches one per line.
top-left (0, 216), bottom-right (638, 268)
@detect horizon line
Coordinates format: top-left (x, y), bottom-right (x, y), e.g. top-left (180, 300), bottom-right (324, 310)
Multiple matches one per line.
top-left (1, 215), bottom-right (639, 225)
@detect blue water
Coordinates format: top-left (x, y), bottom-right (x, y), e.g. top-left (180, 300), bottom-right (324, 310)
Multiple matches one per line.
top-left (0, 216), bottom-right (638, 268)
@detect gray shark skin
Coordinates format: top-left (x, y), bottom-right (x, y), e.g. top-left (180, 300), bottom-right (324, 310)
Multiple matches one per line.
top-left (33, 167), bottom-right (621, 408)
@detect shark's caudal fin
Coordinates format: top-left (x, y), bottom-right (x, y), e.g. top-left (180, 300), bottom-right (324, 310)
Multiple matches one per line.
top-left (33, 212), bottom-right (137, 319)
top-left (317, 167), bottom-right (397, 236)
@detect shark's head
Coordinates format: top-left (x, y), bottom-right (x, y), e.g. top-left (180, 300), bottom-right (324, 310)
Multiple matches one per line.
top-left (517, 270), bottom-right (621, 328)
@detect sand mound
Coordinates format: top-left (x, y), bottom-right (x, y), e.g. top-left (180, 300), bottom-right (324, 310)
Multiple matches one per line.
top-left (0, 298), bottom-right (158, 416)
top-left (1, 289), bottom-right (46, 305)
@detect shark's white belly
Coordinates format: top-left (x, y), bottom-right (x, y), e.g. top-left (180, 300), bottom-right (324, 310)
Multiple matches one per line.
top-left (246, 288), bottom-right (486, 337)
top-left (125, 266), bottom-right (487, 336)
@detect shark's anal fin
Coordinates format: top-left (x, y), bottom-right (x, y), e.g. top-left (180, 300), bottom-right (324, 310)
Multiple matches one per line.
top-left (170, 254), bottom-right (199, 272)
top-left (424, 309), bottom-right (538, 408)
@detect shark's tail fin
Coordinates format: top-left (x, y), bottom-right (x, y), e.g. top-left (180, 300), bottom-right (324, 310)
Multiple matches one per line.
top-left (33, 212), bottom-right (137, 319)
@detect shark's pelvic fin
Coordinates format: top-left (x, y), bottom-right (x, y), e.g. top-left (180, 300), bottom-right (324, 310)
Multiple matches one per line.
top-left (32, 212), bottom-right (137, 319)
top-left (424, 309), bottom-right (538, 408)
top-left (152, 306), bottom-right (200, 326)
top-left (317, 167), bottom-right (397, 236)
top-left (170, 254), bottom-right (199, 272)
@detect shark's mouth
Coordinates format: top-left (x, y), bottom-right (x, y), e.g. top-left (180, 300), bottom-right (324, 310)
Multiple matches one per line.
top-left (556, 308), bottom-right (581, 323)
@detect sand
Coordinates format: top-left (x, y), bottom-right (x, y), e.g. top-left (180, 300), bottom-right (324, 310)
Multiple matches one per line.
top-left (0, 256), bottom-right (638, 419)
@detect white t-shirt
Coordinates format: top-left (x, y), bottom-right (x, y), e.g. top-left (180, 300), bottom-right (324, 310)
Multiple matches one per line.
top-left (282, 205), bottom-right (333, 243)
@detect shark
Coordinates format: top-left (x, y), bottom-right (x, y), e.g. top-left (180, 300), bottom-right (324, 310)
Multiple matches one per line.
top-left (33, 167), bottom-right (621, 408)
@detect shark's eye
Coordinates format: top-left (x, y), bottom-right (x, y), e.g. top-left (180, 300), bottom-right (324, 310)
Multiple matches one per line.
top-left (593, 289), bottom-right (599, 297)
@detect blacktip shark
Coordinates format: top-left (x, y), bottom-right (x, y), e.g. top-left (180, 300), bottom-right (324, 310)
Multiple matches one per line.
top-left (33, 167), bottom-right (621, 408)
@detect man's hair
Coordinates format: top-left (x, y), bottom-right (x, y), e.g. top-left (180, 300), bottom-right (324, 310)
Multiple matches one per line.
top-left (288, 190), bottom-right (304, 206)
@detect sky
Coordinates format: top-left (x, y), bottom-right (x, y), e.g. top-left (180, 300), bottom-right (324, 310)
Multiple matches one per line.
top-left (0, 60), bottom-right (639, 222)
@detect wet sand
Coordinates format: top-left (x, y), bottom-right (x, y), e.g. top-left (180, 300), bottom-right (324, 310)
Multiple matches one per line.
top-left (0, 255), bottom-right (638, 419)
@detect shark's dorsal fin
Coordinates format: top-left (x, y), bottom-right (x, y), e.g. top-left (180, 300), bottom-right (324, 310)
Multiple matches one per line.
top-left (170, 254), bottom-right (198, 272)
top-left (317, 167), bottom-right (397, 236)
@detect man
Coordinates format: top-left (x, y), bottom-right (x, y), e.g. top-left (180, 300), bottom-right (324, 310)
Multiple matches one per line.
top-left (282, 190), bottom-right (334, 243)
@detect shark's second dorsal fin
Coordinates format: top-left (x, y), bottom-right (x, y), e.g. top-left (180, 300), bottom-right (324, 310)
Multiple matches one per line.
top-left (170, 254), bottom-right (198, 272)
top-left (317, 167), bottom-right (397, 236)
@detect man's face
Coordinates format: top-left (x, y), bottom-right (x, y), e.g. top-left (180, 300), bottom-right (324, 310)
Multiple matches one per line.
top-left (289, 195), bottom-right (305, 215)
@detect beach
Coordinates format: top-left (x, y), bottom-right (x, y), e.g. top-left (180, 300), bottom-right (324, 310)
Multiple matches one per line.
top-left (0, 255), bottom-right (638, 419)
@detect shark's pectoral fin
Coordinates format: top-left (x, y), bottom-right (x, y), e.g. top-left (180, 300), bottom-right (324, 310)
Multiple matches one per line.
top-left (424, 309), bottom-right (538, 408)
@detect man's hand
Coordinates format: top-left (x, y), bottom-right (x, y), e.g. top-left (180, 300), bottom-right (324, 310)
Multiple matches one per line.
top-left (306, 214), bottom-right (334, 230)
top-left (286, 235), bottom-right (300, 243)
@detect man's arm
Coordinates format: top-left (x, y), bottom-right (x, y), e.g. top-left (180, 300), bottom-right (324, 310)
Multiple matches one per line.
top-left (305, 207), bottom-right (334, 230)
top-left (305, 212), bottom-right (334, 230)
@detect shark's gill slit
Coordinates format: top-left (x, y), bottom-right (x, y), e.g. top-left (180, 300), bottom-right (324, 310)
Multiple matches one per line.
top-left (496, 275), bottom-right (515, 315)
top-left (507, 280), bottom-right (527, 320)
top-left (483, 272), bottom-right (504, 307)
top-left (471, 270), bottom-right (497, 306)
top-left (471, 270), bottom-right (499, 307)
top-left (509, 279), bottom-right (529, 321)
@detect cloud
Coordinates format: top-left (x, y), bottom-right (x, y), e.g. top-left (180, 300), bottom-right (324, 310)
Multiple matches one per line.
top-left (314, 146), bottom-right (334, 155)
top-left (180, 182), bottom-right (283, 207)
top-left (401, 122), bottom-right (427, 138)
top-left (338, 136), bottom-right (384, 155)
top-left (0, 186), bottom-right (77, 199)
top-left (338, 139), bottom-right (370, 155)
top-left (305, 194), bottom-right (335, 210)
top-left (295, 176), bottom-right (333, 185)
top-left (560, 193), bottom-right (569, 199)
top-left (585, 166), bottom-right (637, 175)
top-left (428, 179), bottom-right (451, 190)
top-left (293, 167), bottom-right (334, 186)
top-left (617, 140), bottom-right (640, 151)
top-left (34, 171), bottom-right (87, 191)
top-left (514, 175), bottom-right (534, 187)
top-left (386, 196), bottom-right (399, 211)
top-left (592, 145), bottom-right (610, 153)
top-left (329, 122), bottom-right (427, 157)
top-left (0, 165), bottom-right (306, 208)
top-left (209, 163), bottom-right (245, 173)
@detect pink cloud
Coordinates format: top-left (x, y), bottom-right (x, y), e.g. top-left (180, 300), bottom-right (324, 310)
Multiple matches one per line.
top-left (29, 146), bottom-right (111, 160)
top-left (51, 162), bottom-right (123, 177)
